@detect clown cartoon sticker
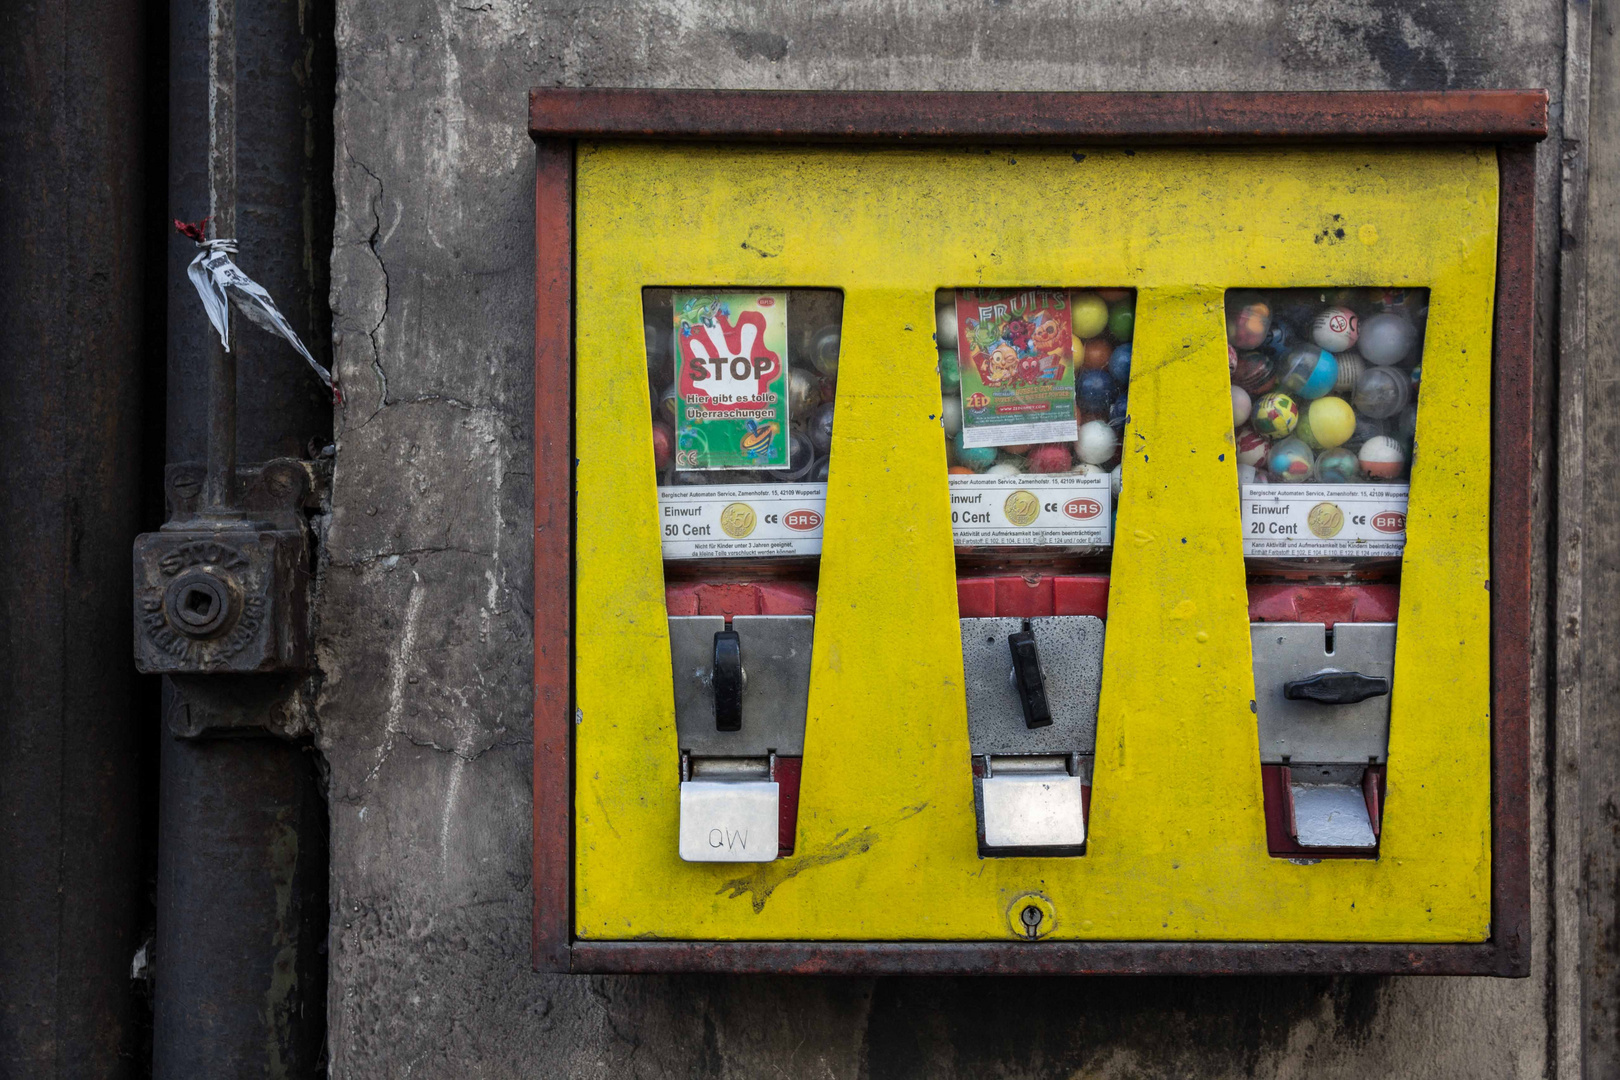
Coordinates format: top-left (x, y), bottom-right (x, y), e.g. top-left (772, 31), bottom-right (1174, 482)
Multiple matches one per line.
top-left (672, 292), bottom-right (790, 470)
top-left (955, 289), bottom-right (1077, 448)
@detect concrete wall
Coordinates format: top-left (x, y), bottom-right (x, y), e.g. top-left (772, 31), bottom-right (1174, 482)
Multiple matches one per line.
top-left (320, 2), bottom-right (1569, 1074)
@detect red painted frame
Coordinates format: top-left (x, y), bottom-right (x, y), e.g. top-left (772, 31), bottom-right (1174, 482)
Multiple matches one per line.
top-left (532, 90), bottom-right (1546, 976)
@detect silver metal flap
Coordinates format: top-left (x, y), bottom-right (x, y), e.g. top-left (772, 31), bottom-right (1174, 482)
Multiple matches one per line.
top-left (981, 771), bottom-right (1087, 848)
top-left (961, 616), bottom-right (1104, 756)
top-left (1252, 622), bottom-right (1394, 764)
top-left (669, 615), bottom-right (813, 757)
top-left (678, 780), bottom-right (779, 862)
top-left (1290, 781), bottom-right (1377, 849)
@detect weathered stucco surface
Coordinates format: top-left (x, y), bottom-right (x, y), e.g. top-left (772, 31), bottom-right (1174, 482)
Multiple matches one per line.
top-left (321, 2), bottom-right (1564, 1074)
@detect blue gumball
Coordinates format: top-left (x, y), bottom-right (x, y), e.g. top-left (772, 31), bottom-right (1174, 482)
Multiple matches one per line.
top-left (952, 429), bottom-right (998, 472)
top-left (1077, 368), bottom-right (1117, 413)
top-left (1107, 344), bottom-right (1132, 387)
top-left (1109, 395), bottom-right (1129, 431)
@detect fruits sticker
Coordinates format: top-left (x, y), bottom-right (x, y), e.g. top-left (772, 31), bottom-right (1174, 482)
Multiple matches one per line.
top-left (672, 292), bottom-right (790, 471)
top-left (955, 289), bottom-right (1078, 448)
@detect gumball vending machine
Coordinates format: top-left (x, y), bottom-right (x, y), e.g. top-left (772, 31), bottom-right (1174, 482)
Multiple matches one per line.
top-left (1227, 289), bottom-right (1426, 855)
top-left (537, 88), bottom-right (1541, 976)
top-left (643, 288), bottom-right (842, 862)
top-left (935, 287), bottom-right (1133, 855)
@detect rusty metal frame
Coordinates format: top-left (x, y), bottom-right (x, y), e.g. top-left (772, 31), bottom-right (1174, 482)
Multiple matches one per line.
top-left (531, 89), bottom-right (1547, 976)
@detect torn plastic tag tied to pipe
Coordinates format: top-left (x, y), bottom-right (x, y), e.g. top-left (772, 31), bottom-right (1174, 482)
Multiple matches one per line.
top-left (175, 219), bottom-right (339, 402)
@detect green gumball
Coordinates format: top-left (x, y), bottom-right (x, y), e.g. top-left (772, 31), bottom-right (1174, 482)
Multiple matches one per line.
top-left (1107, 299), bottom-right (1135, 342)
top-left (938, 348), bottom-right (961, 393)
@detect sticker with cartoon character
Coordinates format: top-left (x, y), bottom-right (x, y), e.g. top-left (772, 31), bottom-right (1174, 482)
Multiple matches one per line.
top-left (955, 289), bottom-right (1078, 448)
top-left (672, 292), bottom-right (790, 470)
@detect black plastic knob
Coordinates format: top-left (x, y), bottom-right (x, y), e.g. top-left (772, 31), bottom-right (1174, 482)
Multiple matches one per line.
top-left (1008, 630), bottom-right (1053, 729)
top-left (1283, 670), bottom-right (1389, 705)
top-left (713, 630), bottom-right (742, 731)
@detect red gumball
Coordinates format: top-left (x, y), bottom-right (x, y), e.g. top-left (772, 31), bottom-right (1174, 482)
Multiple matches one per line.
top-left (1026, 443), bottom-right (1072, 473)
top-left (1082, 339), bottom-right (1111, 370)
top-left (652, 421), bottom-right (675, 469)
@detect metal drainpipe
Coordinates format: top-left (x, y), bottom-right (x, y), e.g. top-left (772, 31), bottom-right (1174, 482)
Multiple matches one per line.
top-left (152, 0), bottom-right (334, 1071)
top-left (0, 0), bottom-right (162, 1072)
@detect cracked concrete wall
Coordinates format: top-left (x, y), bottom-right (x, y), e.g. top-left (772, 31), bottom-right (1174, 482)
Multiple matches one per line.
top-left (321, 1), bottom-right (1564, 1075)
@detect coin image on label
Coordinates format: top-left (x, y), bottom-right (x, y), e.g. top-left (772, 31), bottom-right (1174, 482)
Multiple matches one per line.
top-left (719, 502), bottom-right (757, 539)
top-left (1306, 501), bottom-right (1345, 539)
top-left (1003, 490), bottom-right (1041, 527)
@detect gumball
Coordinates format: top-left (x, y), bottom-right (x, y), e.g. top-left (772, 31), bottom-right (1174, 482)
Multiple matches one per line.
top-left (659, 383), bottom-right (680, 422)
top-left (947, 465), bottom-right (975, 475)
top-left (788, 368), bottom-right (819, 414)
top-left (941, 395), bottom-right (963, 437)
top-left (1109, 395), bottom-right (1129, 431)
top-left (814, 459), bottom-right (830, 482)
top-left (1252, 392), bottom-right (1299, 438)
top-left (1078, 369), bottom-right (1117, 412)
top-left (985, 461), bottom-right (1023, 477)
top-left (1226, 293), bottom-right (1271, 349)
top-left (1069, 462), bottom-right (1106, 475)
top-left (1311, 306), bottom-right (1359, 352)
top-left (1231, 385), bottom-right (1252, 428)
top-left (1233, 352), bottom-right (1278, 395)
top-left (939, 349), bottom-right (961, 393)
top-left (1109, 464), bottom-right (1123, 496)
top-left (1298, 395), bottom-right (1356, 450)
top-left (1107, 299), bottom-right (1135, 341)
top-left (1228, 343), bottom-right (1239, 374)
top-left (1235, 426), bottom-right (1270, 467)
top-left (1002, 444), bottom-right (1033, 455)
top-left (1278, 344), bottom-right (1339, 399)
top-left (1107, 344), bottom-right (1132, 386)
top-left (1358, 435), bottom-right (1407, 479)
top-left (1333, 352), bottom-right (1364, 393)
top-left (769, 430), bottom-right (817, 482)
top-left (1082, 338), bottom-right (1112, 370)
top-left (811, 326), bottom-right (841, 377)
top-left (1267, 437), bottom-right (1315, 483)
top-left (809, 401), bottom-right (836, 453)
top-left (1315, 446), bottom-right (1361, 483)
top-left (953, 430), bottom-right (997, 471)
top-left (935, 295), bottom-right (958, 349)
top-left (1352, 366), bottom-right (1411, 419)
top-left (651, 421), bottom-right (675, 470)
top-left (1097, 288), bottom-right (1130, 302)
top-left (1075, 420), bottom-right (1118, 465)
top-left (1071, 292), bottom-right (1109, 338)
top-left (1236, 463), bottom-right (1261, 485)
top-left (1359, 313), bottom-right (1417, 366)
top-left (1027, 443), bottom-right (1073, 473)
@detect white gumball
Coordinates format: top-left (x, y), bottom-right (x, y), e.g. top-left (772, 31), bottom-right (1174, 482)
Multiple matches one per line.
top-left (935, 295), bottom-right (958, 349)
top-left (984, 461), bottom-right (1022, 477)
top-left (941, 395), bottom-right (962, 436)
top-left (1110, 464), bottom-right (1123, 496)
top-left (1075, 420), bottom-right (1118, 465)
top-left (1231, 385), bottom-right (1252, 428)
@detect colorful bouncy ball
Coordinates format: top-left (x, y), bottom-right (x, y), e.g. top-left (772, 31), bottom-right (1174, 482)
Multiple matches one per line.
top-left (1278, 345), bottom-right (1339, 399)
top-left (1235, 426), bottom-right (1269, 467)
top-left (1226, 293), bottom-right (1272, 350)
top-left (1233, 352), bottom-right (1279, 395)
top-left (1358, 435), bottom-right (1407, 479)
top-left (1297, 395), bottom-right (1356, 450)
top-left (1311, 307), bottom-right (1359, 352)
top-left (1267, 437), bottom-right (1315, 483)
top-left (652, 421), bottom-right (675, 470)
top-left (1315, 446), bottom-right (1361, 483)
top-left (1251, 392), bottom-right (1300, 438)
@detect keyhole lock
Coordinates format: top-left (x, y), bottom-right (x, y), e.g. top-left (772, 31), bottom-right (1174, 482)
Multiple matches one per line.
top-left (163, 570), bottom-right (236, 638)
top-left (1006, 893), bottom-right (1056, 940)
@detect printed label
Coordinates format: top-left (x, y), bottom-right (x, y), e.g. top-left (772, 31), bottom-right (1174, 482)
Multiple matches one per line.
top-left (950, 474), bottom-right (1112, 547)
top-left (672, 292), bottom-right (790, 471)
top-left (955, 288), bottom-right (1079, 448)
top-left (1241, 484), bottom-right (1409, 557)
top-left (659, 485), bottom-right (826, 559)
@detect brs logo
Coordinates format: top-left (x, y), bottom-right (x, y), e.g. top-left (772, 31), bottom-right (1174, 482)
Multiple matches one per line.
top-left (1372, 511), bottom-right (1406, 534)
top-left (784, 509), bottom-right (821, 531)
top-left (1063, 498), bottom-right (1102, 520)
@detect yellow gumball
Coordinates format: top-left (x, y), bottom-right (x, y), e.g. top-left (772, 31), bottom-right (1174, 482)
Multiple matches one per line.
top-left (1301, 395), bottom-right (1357, 450)
top-left (1069, 292), bottom-right (1109, 339)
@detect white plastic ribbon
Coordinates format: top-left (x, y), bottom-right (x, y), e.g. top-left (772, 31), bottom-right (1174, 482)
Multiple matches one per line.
top-left (180, 229), bottom-right (335, 395)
